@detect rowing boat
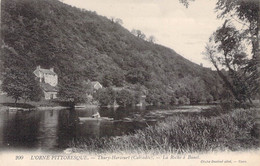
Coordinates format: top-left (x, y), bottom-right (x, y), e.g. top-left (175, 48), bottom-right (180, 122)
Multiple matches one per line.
top-left (79, 117), bottom-right (114, 121)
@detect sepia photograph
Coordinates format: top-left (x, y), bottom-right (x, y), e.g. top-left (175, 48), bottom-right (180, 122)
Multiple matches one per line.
top-left (0, 0), bottom-right (259, 165)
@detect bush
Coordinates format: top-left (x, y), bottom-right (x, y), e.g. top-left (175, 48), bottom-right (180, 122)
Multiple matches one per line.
top-left (94, 88), bottom-right (116, 107)
top-left (178, 96), bottom-right (190, 105)
top-left (115, 89), bottom-right (134, 106)
top-left (206, 94), bottom-right (214, 103)
top-left (170, 96), bottom-right (177, 105)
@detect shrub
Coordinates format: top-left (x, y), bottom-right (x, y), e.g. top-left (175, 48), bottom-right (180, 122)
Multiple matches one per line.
top-left (94, 88), bottom-right (116, 107)
top-left (116, 89), bottom-right (134, 107)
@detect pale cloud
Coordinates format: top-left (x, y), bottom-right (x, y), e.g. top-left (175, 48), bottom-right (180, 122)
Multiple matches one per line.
top-left (63, 0), bottom-right (223, 67)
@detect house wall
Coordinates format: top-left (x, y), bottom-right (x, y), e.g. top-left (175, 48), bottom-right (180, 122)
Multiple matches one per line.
top-left (43, 91), bottom-right (57, 100)
top-left (43, 73), bottom-right (58, 87)
top-left (34, 68), bottom-right (58, 86)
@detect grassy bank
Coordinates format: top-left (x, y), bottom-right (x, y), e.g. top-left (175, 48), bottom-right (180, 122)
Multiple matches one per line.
top-left (0, 100), bottom-right (60, 110)
top-left (0, 94), bottom-right (97, 109)
top-left (69, 108), bottom-right (259, 154)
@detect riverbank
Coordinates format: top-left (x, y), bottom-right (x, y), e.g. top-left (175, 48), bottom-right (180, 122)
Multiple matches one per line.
top-left (0, 102), bottom-right (99, 111)
top-left (68, 107), bottom-right (259, 154)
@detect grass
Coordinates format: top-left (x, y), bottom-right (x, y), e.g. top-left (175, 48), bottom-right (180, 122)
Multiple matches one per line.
top-left (69, 107), bottom-right (259, 154)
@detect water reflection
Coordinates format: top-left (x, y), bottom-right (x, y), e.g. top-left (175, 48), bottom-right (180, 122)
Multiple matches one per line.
top-left (0, 105), bottom-right (214, 151)
top-left (56, 109), bottom-right (78, 149)
top-left (37, 110), bottom-right (59, 150)
top-left (0, 106), bottom-right (150, 151)
top-left (1, 110), bottom-right (40, 149)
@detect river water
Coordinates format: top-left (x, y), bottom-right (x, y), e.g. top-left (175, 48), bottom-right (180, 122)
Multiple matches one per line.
top-left (0, 105), bottom-right (215, 152)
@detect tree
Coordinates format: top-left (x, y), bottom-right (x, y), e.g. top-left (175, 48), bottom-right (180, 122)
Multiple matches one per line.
top-left (146, 92), bottom-right (161, 105)
top-left (215, 0), bottom-right (259, 99)
top-left (178, 96), bottom-right (190, 105)
top-left (2, 68), bottom-right (42, 103)
top-left (179, 0), bottom-right (195, 8)
top-left (102, 70), bottom-right (125, 87)
top-left (102, 73), bottom-right (113, 87)
top-left (131, 29), bottom-right (146, 40)
top-left (179, 0), bottom-right (259, 103)
top-left (58, 73), bottom-right (87, 106)
top-left (170, 95), bottom-right (177, 105)
top-left (115, 18), bottom-right (123, 25)
top-left (27, 81), bottom-right (43, 102)
top-left (1, 44), bottom-right (42, 103)
top-left (172, 76), bottom-right (208, 104)
top-left (116, 89), bottom-right (134, 107)
top-left (111, 70), bottom-right (125, 87)
top-left (203, 0), bottom-right (259, 103)
top-left (94, 88), bottom-right (116, 106)
top-left (206, 94), bottom-right (214, 104)
top-left (1, 0), bottom-right (229, 107)
top-left (110, 17), bottom-right (123, 25)
top-left (148, 35), bottom-right (156, 43)
top-left (126, 68), bottom-right (151, 84)
top-left (204, 33), bottom-right (247, 102)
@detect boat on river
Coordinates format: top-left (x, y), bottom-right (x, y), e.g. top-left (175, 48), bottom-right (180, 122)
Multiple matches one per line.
top-left (79, 117), bottom-right (114, 121)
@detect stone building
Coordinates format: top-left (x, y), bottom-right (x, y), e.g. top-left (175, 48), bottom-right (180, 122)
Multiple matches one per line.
top-left (34, 66), bottom-right (58, 100)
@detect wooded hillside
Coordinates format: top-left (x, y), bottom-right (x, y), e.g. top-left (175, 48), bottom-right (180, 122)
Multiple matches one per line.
top-left (1, 0), bottom-right (224, 105)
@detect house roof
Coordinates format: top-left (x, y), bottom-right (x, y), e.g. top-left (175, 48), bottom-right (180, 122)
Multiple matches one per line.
top-left (91, 81), bottom-right (103, 87)
top-left (38, 68), bottom-right (56, 75)
top-left (40, 83), bottom-right (58, 92)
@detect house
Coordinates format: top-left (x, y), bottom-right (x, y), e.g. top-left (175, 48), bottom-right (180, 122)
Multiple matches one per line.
top-left (34, 66), bottom-right (58, 100)
top-left (40, 82), bottom-right (58, 100)
top-left (34, 66), bottom-right (58, 86)
top-left (91, 81), bottom-right (103, 91)
top-left (84, 81), bottom-right (103, 103)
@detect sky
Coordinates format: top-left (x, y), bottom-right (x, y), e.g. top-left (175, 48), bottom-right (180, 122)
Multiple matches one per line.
top-left (62, 0), bottom-right (223, 68)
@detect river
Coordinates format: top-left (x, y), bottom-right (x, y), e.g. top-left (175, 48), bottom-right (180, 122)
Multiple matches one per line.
top-left (0, 105), bottom-right (216, 152)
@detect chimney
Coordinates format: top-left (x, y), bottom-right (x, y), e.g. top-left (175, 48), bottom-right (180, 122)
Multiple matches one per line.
top-left (37, 65), bottom-right (41, 70)
top-left (50, 67), bottom-right (54, 72)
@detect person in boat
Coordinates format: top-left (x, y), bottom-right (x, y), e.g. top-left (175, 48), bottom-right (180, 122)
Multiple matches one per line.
top-left (92, 112), bottom-right (100, 118)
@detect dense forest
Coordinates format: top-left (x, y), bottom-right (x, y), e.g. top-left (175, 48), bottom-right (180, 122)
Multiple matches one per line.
top-left (1, 0), bottom-right (226, 105)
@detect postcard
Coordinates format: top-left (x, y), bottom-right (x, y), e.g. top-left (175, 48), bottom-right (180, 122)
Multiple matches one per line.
top-left (0, 0), bottom-right (259, 165)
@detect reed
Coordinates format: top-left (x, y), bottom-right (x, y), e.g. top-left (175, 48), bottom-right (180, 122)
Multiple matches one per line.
top-left (69, 108), bottom-right (259, 154)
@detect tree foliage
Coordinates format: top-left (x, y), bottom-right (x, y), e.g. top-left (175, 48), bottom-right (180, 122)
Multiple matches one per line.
top-left (148, 35), bottom-right (156, 43)
top-left (126, 68), bottom-right (151, 85)
top-left (2, 69), bottom-right (43, 103)
top-left (110, 17), bottom-right (123, 25)
top-left (1, 0), bottom-right (224, 105)
top-left (58, 73), bottom-right (87, 105)
top-left (116, 89), bottom-right (134, 106)
top-left (102, 70), bottom-right (125, 87)
top-left (179, 0), bottom-right (195, 8)
top-left (131, 29), bottom-right (146, 40)
top-left (1, 44), bottom-right (42, 103)
top-left (94, 88), bottom-right (116, 107)
top-left (204, 0), bottom-right (259, 103)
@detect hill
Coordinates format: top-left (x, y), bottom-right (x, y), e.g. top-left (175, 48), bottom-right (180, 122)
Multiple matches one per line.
top-left (1, 0), bottom-right (224, 105)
